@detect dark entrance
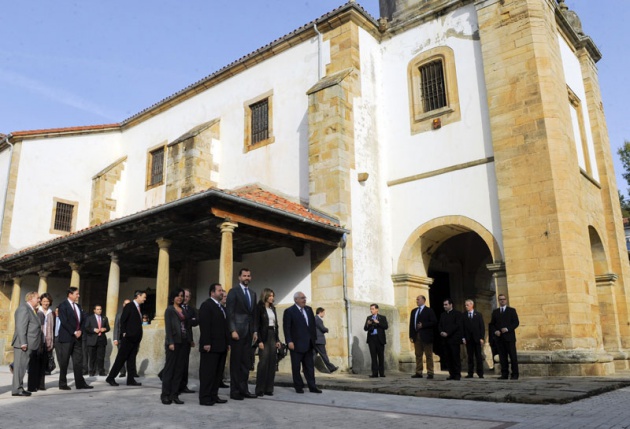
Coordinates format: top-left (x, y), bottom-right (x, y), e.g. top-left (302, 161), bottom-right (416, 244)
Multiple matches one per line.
top-left (428, 270), bottom-right (450, 367)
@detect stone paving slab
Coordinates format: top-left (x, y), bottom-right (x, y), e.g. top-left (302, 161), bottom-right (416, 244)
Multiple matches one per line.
top-left (270, 370), bottom-right (630, 404)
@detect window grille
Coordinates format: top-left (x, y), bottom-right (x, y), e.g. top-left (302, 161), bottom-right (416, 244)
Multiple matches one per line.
top-left (250, 99), bottom-right (269, 144)
top-left (420, 60), bottom-right (447, 112)
top-left (54, 202), bottom-right (74, 232)
top-left (149, 147), bottom-right (164, 186)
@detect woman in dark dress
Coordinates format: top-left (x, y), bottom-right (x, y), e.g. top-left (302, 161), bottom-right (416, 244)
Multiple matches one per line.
top-left (255, 288), bottom-right (281, 396)
top-left (161, 288), bottom-right (189, 405)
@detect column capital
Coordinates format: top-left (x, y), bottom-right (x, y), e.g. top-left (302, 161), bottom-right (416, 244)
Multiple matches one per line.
top-left (69, 262), bottom-right (82, 272)
top-left (12, 276), bottom-right (22, 284)
top-left (109, 252), bottom-right (119, 263)
top-left (219, 221), bottom-right (238, 234)
top-left (486, 261), bottom-right (506, 277)
top-left (156, 238), bottom-right (172, 249)
top-left (37, 270), bottom-right (51, 278)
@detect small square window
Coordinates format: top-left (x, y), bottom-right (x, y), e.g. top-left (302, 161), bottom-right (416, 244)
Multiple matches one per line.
top-left (244, 91), bottom-right (274, 152)
top-left (147, 146), bottom-right (165, 189)
top-left (420, 60), bottom-right (447, 112)
top-left (250, 99), bottom-right (269, 145)
top-left (50, 198), bottom-right (78, 235)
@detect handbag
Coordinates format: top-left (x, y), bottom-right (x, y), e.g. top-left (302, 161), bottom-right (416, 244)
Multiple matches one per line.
top-left (276, 342), bottom-right (288, 362)
top-left (47, 352), bottom-right (56, 373)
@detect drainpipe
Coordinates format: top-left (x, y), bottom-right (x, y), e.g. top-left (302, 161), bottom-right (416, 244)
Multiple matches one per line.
top-left (313, 23), bottom-right (323, 80)
top-left (0, 133), bottom-right (13, 247)
top-left (341, 233), bottom-right (353, 371)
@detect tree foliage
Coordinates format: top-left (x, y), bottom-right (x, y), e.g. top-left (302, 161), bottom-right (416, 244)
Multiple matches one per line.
top-left (617, 141), bottom-right (630, 218)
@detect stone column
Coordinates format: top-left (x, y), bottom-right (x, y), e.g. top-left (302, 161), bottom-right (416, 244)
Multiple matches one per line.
top-left (218, 222), bottom-right (238, 291)
top-left (392, 274), bottom-right (433, 372)
top-left (154, 238), bottom-right (172, 324)
top-left (37, 271), bottom-right (50, 295)
top-left (6, 277), bottom-right (22, 348)
top-left (106, 253), bottom-right (120, 322)
top-left (69, 262), bottom-right (81, 288)
top-left (596, 274), bottom-right (627, 368)
top-left (486, 262), bottom-right (507, 300)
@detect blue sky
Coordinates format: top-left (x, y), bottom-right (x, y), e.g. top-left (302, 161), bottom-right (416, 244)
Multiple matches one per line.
top-left (1, 1), bottom-right (628, 192)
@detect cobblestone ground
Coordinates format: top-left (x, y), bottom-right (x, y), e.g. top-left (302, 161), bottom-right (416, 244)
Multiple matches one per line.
top-left (1, 367), bottom-right (629, 429)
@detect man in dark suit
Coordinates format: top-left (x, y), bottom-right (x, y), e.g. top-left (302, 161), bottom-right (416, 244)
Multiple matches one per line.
top-left (409, 295), bottom-right (437, 379)
top-left (226, 268), bottom-right (258, 399)
top-left (314, 307), bottom-right (338, 373)
top-left (85, 305), bottom-right (111, 376)
top-left (462, 299), bottom-right (485, 378)
top-left (283, 291), bottom-right (321, 393)
top-left (106, 290), bottom-right (146, 387)
top-left (57, 287), bottom-right (93, 390)
top-left (112, 299), bottom-right (130, 378)
top-left (179, 288), bottom-right (198, 394)
top-left (438, 297), bottom-right (462, 380)
top-left (11, 291), bottom-right (42, 396)
top-left (489, 294), bottom-right (520, 380)
top-left (364, 303), bottom-right (388, 378)
top-left (198, 283), bottom-right (230, 406)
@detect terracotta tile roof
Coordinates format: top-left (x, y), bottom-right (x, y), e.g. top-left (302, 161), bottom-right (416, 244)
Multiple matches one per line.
top-left (11, 123), bottom-right (120, 138)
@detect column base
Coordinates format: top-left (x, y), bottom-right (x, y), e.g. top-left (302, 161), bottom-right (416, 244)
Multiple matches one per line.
top-left (518, 350), bottom-right (616, 376)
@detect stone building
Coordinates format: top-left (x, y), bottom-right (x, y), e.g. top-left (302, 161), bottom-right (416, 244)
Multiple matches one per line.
top-left (1, 0), bottom-right (628, 376)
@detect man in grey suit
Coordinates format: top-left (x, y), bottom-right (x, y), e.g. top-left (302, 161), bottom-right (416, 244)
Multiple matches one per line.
top-left (12, 291), bottom-right (42, 396)
top-left (226, 268), bottom-right (258, 400)
top-left (314, 307), bottom-right (338, 373)
top-left (113, 299), bottom-right (130, 377)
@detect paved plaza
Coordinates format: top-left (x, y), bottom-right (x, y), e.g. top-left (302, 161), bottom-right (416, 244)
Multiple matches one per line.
top-left (1, 367), bottom-right (630, 428)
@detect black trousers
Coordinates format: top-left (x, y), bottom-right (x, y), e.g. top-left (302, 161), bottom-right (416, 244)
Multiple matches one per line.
top-left (88, 337), bottom-right (107, 374)
top-left (178, 341), bottom-right (191, 391)
top-left (229, 332), bottom-right (253, 395)
top-left (367, 336), bottom-right (385, 376)
top-left (465, 339), bottom-right (484, 376)
top-left (442, 341), bottom-right (461, 379)
top-left (57, 337), bottom-right (88, 388)
top-left (497, 339), bottom-right (519, 377)
top-left (162, 343), bottom-right (186, 398)
top-left (256, 329), bottom-right (277, 394)
top-left (108, 337), bottom-right (140, 383)
top-left (289, 347), bottom-right (316, 390)
top-left (199, 351), bottom-right (227, 403)
top-left (27, 350), bottom-right (41, 391)
top-left (314, 344), bottom-right (336, 372)
top-left (37, 348), bottom-right (50, 390)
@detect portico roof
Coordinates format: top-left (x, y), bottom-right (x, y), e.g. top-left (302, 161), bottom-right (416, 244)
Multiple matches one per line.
top-left (0, 186), bottom-right (347, 280)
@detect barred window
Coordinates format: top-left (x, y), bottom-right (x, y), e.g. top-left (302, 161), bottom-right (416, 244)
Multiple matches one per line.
top-left (250, 99), bottom-right (269, 145)
top-left (420, 60), bottom-right (447, 112)
top-left (54, 202), bottom-right (74, 232)
top-left (148, 147), bottom-right (164, 187)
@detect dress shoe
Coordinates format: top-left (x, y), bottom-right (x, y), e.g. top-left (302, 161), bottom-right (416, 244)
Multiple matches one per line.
top-left (219, 382), bottom-right (229, 388)
top-left (369, 374), bottom-right (378, 378)
top-left (446, 377), bottom-right (460, 380)
top-left (379, 374), bottom-right (386, 378)
top-left (411, 374), bottom-right (423, 378)
top-left (99, 372), bottom-right (107, 377)
top-left (309, 388), bottom-right (323, 393)
top-left (497, 376), bottom-right (509, 380)
top-left (180, 388), bottom-right (195, 394)
top-left (427, 374), bottom-right (434, 379)
top-left (242, 392), bottom-right (257, 399)
top-left (127, 381), bottom-right (142, 386)
top-left (27, 389), bottom-right (38, 393)
top-left (212, 397), bottom-right (228, 404)
top-left (199, 401), bottom-right (214, 406)
top-left (329, 366), bottom-right (339, 373)
top-left (131, 373), bottom-right (140, 378)
top-left (478, 375), bottom-right (484, 379)
top-left (171, 396), bottom-right (184, 405)
top-left (264, 392), bottom-right (274, 396)
top-left (77, 384), bottom-right (94, 389)
top-left (118, 372), bottom-right (126, 378)
top-left (230, 394), bottom-right (244, 400)
top-left (38, 387), bottom-right (46, 391)
top-left (106, 378), bottom-right (119, 386)
top-left (510, 376), bottom-right (519, 380)
top-left (161, 396), bottom-right (172, 405)
top-left (256, 391), bottom-right (264, 397)
top-left (465, 375), bottom-right (474, 378)
top-left (89, 372), bottom-right (96, 377)
top-left (12, 391), bottom-right (31, 397)
top-left (59, 386), bottom-right (71, 391)
top-left (295, 388), bottom-right (304, 394)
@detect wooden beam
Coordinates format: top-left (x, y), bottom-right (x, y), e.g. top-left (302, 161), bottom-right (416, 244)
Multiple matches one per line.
top-left (211, 208), bottom-right (339, 247)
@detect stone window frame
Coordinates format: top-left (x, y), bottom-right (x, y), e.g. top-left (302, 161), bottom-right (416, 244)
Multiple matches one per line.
top-left (408, 46), bottom-right (461, 134)
top-left (146, 143), bottom-right (166, 190)
top-left (49, 197), bottom-right (78, 235)
top-left (567, 87), bottom-right (594, 179)
top-left (244, 90), bottom-right (275, 152)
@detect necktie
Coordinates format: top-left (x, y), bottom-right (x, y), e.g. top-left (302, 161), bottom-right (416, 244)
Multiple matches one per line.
top-left (244, 287), bottom-right (251, 310)
top-left (301, 307), bottom-right (309, 326)
top-left (136, 303), bottom-right (142, 319)
top-left (501, 307), bottom-right (504, 314)
top-left (97, 315), bottom-right (102, 336)
top-left (469, 312), bottom-right (473, 319)
top-left (218, 303), bottom-right (226, 318)
top-left (72, 303), bottom-right (80, 331)
top-left (372, 315), bottom-right (377, 335)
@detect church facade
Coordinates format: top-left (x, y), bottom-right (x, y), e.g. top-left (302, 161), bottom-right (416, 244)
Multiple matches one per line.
top-left (1, 0), bottom-right (628, 376)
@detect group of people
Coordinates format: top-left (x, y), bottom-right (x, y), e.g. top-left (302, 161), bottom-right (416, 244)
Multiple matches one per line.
top-left (10, 271), bottom-right (520, 401)
top-left (408, 294), bottom-right (520, 381)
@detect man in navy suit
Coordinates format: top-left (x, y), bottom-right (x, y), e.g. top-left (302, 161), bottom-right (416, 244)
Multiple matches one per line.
top-left (462, 299), bottom-right (485, 378)
top-left (489, 294), bottom-right (520, 380)
top-left (283, 291), bottom-right (321, 393)
top-left (409, 295), bottom-right (437, 379)
top-left (226, 268), bottom-right (258, 399)
top-left (57, 287), bottom-right (92, 390)
top-left (364, 304), bottom-right (388, 378)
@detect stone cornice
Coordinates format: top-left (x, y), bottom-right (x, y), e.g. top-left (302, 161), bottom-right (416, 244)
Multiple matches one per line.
top-left (392, 274), bottom-right (434, 286)
top-left (554, 2), bottom-right (601, 63)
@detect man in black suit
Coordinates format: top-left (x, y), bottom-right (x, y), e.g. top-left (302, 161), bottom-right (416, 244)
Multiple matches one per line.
top-left (283, 291), bottom-right (321, 393)
top-left (85, 305), bottom-right (110, 376)
top-left (314, 307), bottom-right (338, 373)
top-left (179, 288), bottom-right (198, 394)
top-left (462, 299), bottom-right (485, 379)
top-left (106, 290), bottom-right (146, 387)
top-left (438, 298), bottom-right (462, 380)
top-left (364, 304), bottom-right (388, 378)
top-left (489, 294), bottom-right (520, 380)
top-left (409, 295), bottom-right (437, 379)
top-left (198, 283), bottom-right (230, 406)
top-left (57, 287), bottom-right (93, 390)
top-left (226, 268), bottom-right (258, 399)
top-left (113, 299), bottom-right (130, 378)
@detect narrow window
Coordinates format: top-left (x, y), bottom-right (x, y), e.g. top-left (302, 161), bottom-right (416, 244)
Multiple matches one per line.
top-left (54, 202), bottom-right (74, 232)
top-left (420, 60), bottom-right (447, 112)
top-left (148, 147), bottom-right (165, 187)
top-left (250, 99), bottom-right (269, 145)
